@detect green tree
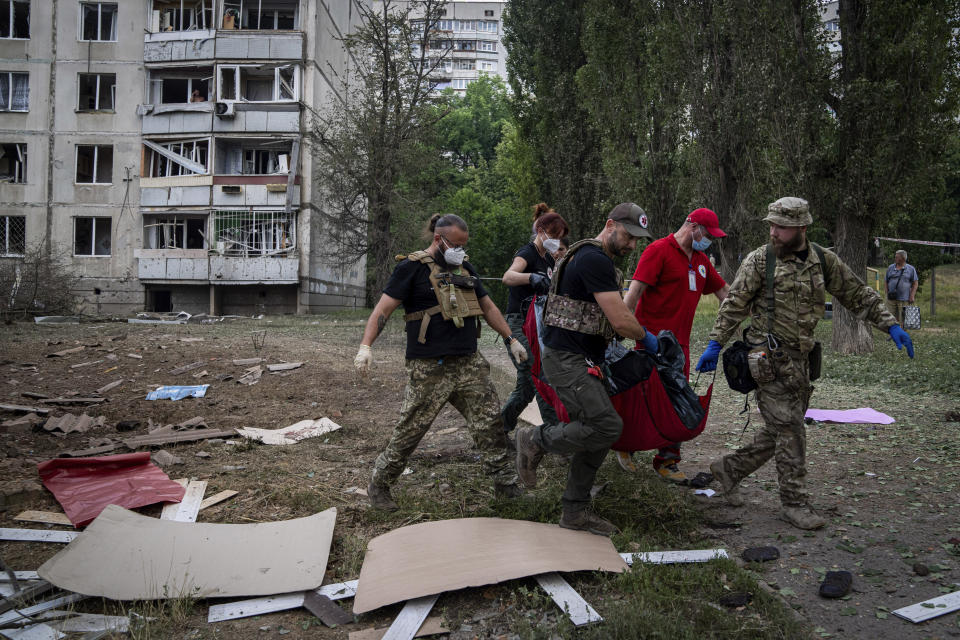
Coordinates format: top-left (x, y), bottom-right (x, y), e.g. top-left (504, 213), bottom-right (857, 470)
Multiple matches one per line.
top-left (436, 75), bottom-right (512, 170)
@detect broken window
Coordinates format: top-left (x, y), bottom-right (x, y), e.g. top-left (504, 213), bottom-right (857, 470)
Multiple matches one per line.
top-left (143, 138), bottom-right (210, 177)
top-left (74, 217), bottom-right (111, 256)
top-left (0, 142), bottom-right (26, 183)
top-left (0, 0), bottom-right (29, 39)
top-left (153, 0), bottom-right (212, 32)
top-left (80, 3), bottom-right (117, 41)
top-left (217, 65), bottom-right (298, 102)
top-left (215, 139), bottom-right (291, 175)
top-left (0, 71), bottom-right (28, 111)
top-left (143, 215), bottom-right (207, 249)
top-left (148, 72), bottom-right (211, 104)
top-left (212, 210), bottom-right (295, 256)
top-left (221, 0), bottom-right (297, 30)
top-left (77, 73), bottom-right (115, 111)
top-left (0, 215), bottom-right (25, 256)
top-left (75, 145), bottom-right (113, 184)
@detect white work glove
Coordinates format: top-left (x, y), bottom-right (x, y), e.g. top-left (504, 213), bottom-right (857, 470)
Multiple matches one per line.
top-left (508, 336), bottom-right (528, 363)
top-left (354, 344), bottom-right (372, 378)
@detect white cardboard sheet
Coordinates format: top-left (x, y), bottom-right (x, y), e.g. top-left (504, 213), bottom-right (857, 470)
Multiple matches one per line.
top-left (37, 504), bottom-right (336, 600)
top-left (237, 418), bottom-right (341, 445)
top-left (353, 517), bottom-right (627, 614)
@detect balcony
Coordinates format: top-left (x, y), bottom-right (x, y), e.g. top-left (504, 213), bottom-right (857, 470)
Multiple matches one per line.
top-left (215, 31), bottom-right (303, 60)
top-left (137, 254), bottom-right (298, 284)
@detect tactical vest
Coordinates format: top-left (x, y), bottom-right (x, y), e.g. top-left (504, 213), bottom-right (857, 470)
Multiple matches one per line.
top-left (542, 239), bottom-right (621, 340)
top-left (400, 250), bottom-right (484, 344)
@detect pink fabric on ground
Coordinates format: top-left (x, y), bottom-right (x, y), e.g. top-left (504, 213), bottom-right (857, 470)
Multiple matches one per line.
top-left (804, 408), bottom-right (895, 424)
top-left (37, 452), bottom-right (186, 527)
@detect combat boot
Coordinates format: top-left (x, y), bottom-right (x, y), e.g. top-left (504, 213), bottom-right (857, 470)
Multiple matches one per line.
top-left (367, 482), bottom-right (399, 512)
top-left (780, 506), bottom-right (826, 530)
top-left (654, 462), bottom-right (687, 483)
top-left (515, 426), bottom-right (545, 488)
top-left (616, 451), bottom-right (639, 473)
top-left (559, 509), bottom-right (620, 537)
top-left (710, 460), bottom-right (744, 507)
top-left (494, 481), bottom-right (523, 498)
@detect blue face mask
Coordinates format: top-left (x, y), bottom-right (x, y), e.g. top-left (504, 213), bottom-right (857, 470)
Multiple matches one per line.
top-left (692, 237), bottom-right (712, 251)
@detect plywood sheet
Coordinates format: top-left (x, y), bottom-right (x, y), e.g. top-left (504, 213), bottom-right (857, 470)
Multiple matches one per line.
top-left (38, 505), bottom-right (336, 600)
top-left (353, 517), bottom-right (626, 614)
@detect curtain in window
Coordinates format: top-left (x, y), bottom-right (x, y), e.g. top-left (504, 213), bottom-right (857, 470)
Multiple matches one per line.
top-left (105, 6), bottom-right (118, 40)
top-left (11, 73), bottom-right (27, 110)
top-left (0, 74), bottom-right (8, 109)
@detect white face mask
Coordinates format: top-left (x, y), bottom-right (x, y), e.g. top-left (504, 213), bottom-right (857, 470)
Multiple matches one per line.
top-left (543, 237), bottom-right (561, 254)
top-left (439, 237), bottom-right (466, 266)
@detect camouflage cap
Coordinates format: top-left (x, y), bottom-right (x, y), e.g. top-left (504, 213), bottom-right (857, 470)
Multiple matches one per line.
top-left (763, 197), bottom-right (812, 227)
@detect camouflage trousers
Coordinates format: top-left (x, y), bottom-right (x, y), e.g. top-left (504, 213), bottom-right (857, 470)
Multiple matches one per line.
top-left (500, 313), bottom-right (559, 432)
top-left (371, 352), bottom-right (517, 489)
top-left (718, 353), bottom-right (814, 507)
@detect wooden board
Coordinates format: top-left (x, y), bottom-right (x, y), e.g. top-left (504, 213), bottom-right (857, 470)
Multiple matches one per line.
top-left (159, 480), bottom-right (207, 523)
top-left (620, 549), bottom-right (728, 565)
top-left (892, 590), bottom-right (960, 623)
top-left (0, 529), bottom-right (79, 544)
top-left (534, 573), bottom-right (602, 626)
top-left (0, 593), bottom-right (87, 626)
top-left (302, 591), bottom-right (353, 627)
top-left (0, 404), bottom-right (50, 415)
top-left (0, 572), bottom-right (40, 582)
top-left (199, 490), bottom-right (238, 511)
top-left (207, 580), bottom-right (358, 623)
top-left (122, 429), bottom-right (237, 449)
top-left (13, 512), bottom-right (72, 527)
top-left (348, 616), bottom-right (448, 640)
top-left (381, 595), bottom-right (438, 640)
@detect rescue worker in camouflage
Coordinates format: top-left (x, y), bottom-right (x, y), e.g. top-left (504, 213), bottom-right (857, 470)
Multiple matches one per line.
top-left (695, 197), bottom-right (915, 530)
top-left (354, 214), bottom-right (527, 511)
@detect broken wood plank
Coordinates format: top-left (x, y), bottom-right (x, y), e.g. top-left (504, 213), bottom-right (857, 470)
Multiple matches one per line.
top-left (13, 512), bottom-right (72, 527)
top-left (266, 362), bottom-right (303, 372)
top-left (892, 589), bottom-right (960, 623)
top-left (47, 346), bottom-right (85, 358)
top-left (160, 480), bottom-right (207, 523)
top-left (199, 490), bottom-right (238, 511)
top-left (347, 617), bottom-right (448, 640)
top-left (39, 398), bottom-right (106, 406)
top-left (303, 591), bottom-right (353, 627)
top-left (534, 573), bottom-right (602, 626)
top-left (59, 443), bottom-right (118, 458)
top-left (122, 429), bottom-right (238, 449)
top-left (206, 580), bottom-right (359, 623)
top-left (69, 361), bottom-right (103, 370)
top-left (231, 358), bottom-right (264, 366)
top-left (0, 404), bottom-right (50, 415)
top-left (380, 595), bottom-right (438, 640)
top-left (168, 361), bottom-right (204, 375)
top-left (620, 549), bottom-right (728, 565)
top-left (94, 380), bottom-right (123, 395)
top-left (0, 593), bottom-right (87, 626)
top-left (0, 529), bottom-right (78, 544)
top-left (0, 572), bottom-right (39, 583)
top-left (19, 392), bottom-right (50, 400)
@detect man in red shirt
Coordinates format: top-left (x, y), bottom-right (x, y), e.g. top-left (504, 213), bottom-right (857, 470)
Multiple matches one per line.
top-left (620, 208), bottom-right (729, 482)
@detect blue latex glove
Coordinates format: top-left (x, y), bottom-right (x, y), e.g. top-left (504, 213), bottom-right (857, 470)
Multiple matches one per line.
top-left (888, 325), bottom-right (915, 358)
top-left (639, 327), bottom-right (659, 353)
top-left (696, 340), bottom-right (723, 372)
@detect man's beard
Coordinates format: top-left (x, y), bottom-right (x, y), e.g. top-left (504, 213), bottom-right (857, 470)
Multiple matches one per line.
top-left (773, 232), bottom-right (805, 258)
top-left (604, 235), bottom-right (631, 257)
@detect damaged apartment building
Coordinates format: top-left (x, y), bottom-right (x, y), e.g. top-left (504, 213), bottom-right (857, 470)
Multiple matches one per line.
top-left (0, 0), bottom-right (367, 315)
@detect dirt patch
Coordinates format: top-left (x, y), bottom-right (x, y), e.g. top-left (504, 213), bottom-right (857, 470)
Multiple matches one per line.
top-left (1, 317), bottom-right (957, 639)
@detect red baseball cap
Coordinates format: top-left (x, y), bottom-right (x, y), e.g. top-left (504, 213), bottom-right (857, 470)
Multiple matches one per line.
top-left (687, 208), bottom-right (726, 238)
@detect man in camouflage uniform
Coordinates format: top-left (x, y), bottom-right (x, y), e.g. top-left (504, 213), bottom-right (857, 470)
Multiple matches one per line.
top-left (695, 197), bottom-right (915, 530)
top-left (354, 214), bottom-right (527, 511)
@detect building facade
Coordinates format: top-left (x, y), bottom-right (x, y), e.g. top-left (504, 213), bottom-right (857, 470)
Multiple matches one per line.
top-left (0, 0), bottom-right (367, 316)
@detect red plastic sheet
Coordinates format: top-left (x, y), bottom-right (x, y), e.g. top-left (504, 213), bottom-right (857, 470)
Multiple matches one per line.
top-left (523, 300), bottom-right (713, 452)
top-left (37, 452), bottom-right (186, 527)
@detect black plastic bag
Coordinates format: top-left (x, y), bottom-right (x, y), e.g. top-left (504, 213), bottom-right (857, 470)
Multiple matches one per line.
top-left (653, 330), bottom-right (706, 430)
top-left (602, 340), bottom-right (654, 396)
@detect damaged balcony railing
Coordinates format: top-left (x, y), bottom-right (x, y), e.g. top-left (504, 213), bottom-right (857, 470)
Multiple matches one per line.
top-left (212, 210), bottom-right (295, 257)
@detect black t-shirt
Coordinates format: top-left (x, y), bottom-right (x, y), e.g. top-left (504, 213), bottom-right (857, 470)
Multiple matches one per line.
top-left (383, 254), bottom-right (489, 360)
top-left (506, 242), bottom-right (556, 314)
top-left (543, 244), bottom-right (620, 363)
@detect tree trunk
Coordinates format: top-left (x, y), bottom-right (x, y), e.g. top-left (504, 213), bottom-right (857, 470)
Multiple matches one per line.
top-left (830, 211), bottom-right (874, 354)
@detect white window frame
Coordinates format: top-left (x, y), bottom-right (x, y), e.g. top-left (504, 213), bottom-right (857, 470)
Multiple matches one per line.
top-left (142, 213), bottom-right (208, 249)
top-left (221, 0), bottom-right (298, 30)
top-left (73, 216), bottom-right (112, 257)
top-left (478, 59), bottom-right (497, 72)
top-left (0, 215), bottom-right (25, 256)
top-left (452, 78), bottom-right (471, 90)
top-left (79, 2), bottom-right (118, 42)
top-left (478, 40), bottom-right (496, 52)
top-left (77, 72), bottom-right (116, 111)
top-left (0, 71), bottom-right (28, 111)
top-left (155, 0), bottom-right (212, 32)
top-left (75, 144), bottom-right (113, 184)
top-left (217, 64), bottom-right (299, 102)
top-left (0, 0), bottom-right (29, 39)
top-left (144, 137), bottom-right (211, 177)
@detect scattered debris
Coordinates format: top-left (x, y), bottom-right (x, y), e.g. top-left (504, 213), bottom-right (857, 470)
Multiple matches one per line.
top-left (59, 443), bottom-right (119, 458)
top-left (37, 452), bottom-right (187, 526)
top-left (47, 347), bottom-right (85, 358)
top-left (237, 419), bottom-right (342, 446)
top-left (45, 612), bottom-right (131, 634)
top-left (122, 428), bottom-right (237, 450)
top-left (348, 616), bottom-right (448, 640)
top-left (741, 547), bottom-right (780, 563)
top-left (693, 489), bottom-right (716, 497)
top-left (195, 451), bottom-right (211, 459)
top-left (819, 570), bottom-right (853, 598)
top-left (192, 370), bottom-right (209, 379)
top-left (803, 407), bottom-right (895, 424)
top-left (620, 549), bottom-right (729, 565)
top-left (149, 416), bottom-right (209, 434)
top-left (38, 505), bottom-right (337, 600)
top-left (40, 397), bottom-right (106, 406)
top-left (236, 366), bottom-right (263, 386)
top-left (179, 337), bottom-right (204, 343)
top-left (207, 580), bottom-right (358, 623)
top-left (146, 385), bottom-right (209, 401)
top-left (168, 361), bottom-right (205, 375)
top-left (199, 490), bottom-right (238, 511)
top-left (0, 529), bottom-right (79, 544)
top-left (160, 479), bottom-right (207, 522)
top-left (2, 413), bottom-right (45, 428)
top-left (892, 589), bottom-right (960, 623)
top-left (125, 353), bottom-right (142, 360)
top-left (150, 450), bottom-right (183, 467)
top-left (688, 472), bottom-right (713, 488)
top-left (266, 362), bottom-right (303, 372)
top-left (14, 511), bottom-right (73, 527)
top-left (232, 358), bottom-right (264, 366)
top-left (0, 403), bottom-right (51, 415)
top-left (42, 413), bottom-right (106, 435)
top-left (95, 380), bottom-right (124, 394)
top-left (70, 360), bottom-right (104, 369)
top-left (303, 590), bottom-right (353, 627)
top-left (115, 420), bottom-right (140, 432)
top-left (20, 391), bottom-right (51, 400)
top-left (34, 316), bottom-right (80, 324)
top-left (718, 592), bottom-right (753, 608)
top-left (535, 572), bottom-right (602, 626)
